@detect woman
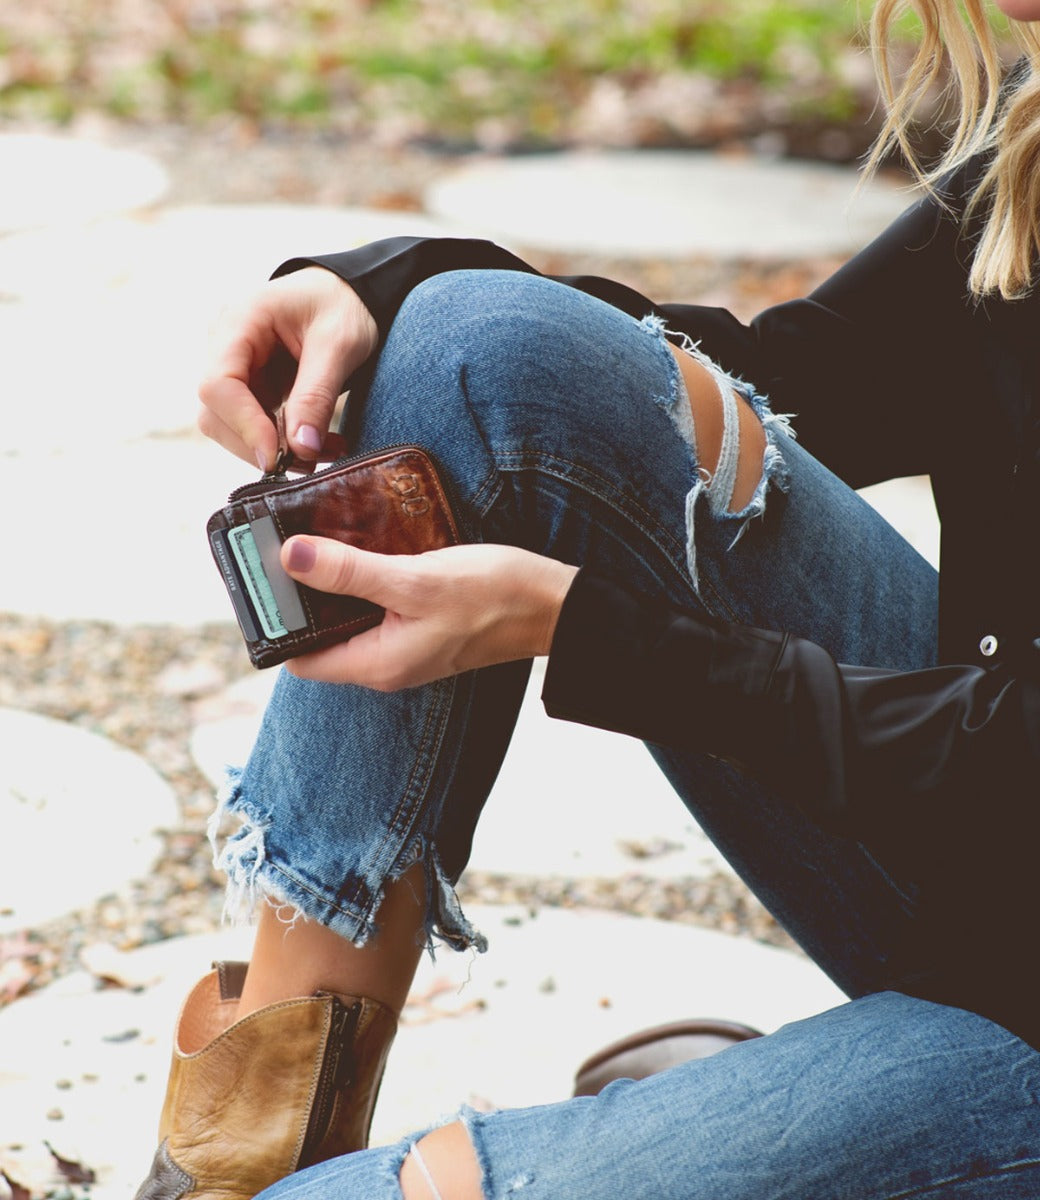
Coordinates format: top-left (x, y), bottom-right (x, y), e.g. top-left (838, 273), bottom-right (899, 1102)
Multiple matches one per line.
top-left (139, 0), bottom-right (1040, 1196)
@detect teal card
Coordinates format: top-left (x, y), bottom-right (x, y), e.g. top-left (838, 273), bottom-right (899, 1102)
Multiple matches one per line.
top-left (228, 523), bottom-right (289, 640)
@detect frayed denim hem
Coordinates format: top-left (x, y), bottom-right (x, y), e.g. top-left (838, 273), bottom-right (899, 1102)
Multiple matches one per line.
top-left (208, 766), bottom-right (489, 956)
top-left (638, 314), bottom-right (794, 594)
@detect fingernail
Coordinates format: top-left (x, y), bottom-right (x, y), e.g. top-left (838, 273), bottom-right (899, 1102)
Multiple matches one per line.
top-left (256, 449), bottom-right (268, 473)
top-left (295, 424), bottom-right (323, 453)
top-left (286, 539), bottom-right (316, 573)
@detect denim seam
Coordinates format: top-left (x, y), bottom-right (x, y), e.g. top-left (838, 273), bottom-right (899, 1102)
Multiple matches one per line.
top-left (455, 353), bottom-right (509, 525)
top-left (880, 1155), bottom-right (1040, 1200)
top-left (215, 835), bottom-right (372, 936)
top-left (335, 675), bottom-right (457, 915)
top-left (489, 449), bottom-right (741, 621)
top-left (470, 467), bottom-right (505, 521)
top-left (492, 451), bottom-right (687, 565)
top-left (216, 844), bottom-right (420, 946)
top-left (256, 858), bottom-right (373, 932)
top-left (378, 676), bottom-right (456, 840)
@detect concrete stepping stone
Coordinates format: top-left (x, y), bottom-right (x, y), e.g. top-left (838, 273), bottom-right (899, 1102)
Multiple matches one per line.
top-left (0, 134), bottom-right (168, 233)
top-left (0, 204), bottom-right (453, 307)
top-left (425, 150), bottom-right (914, 257)
top-left (0, 709), bottom-right (179, 935)
top-left (190, 664), bottom-right (735, 883)
top-left (0, 439), bottom-right (247, 625)
top-left (0, 204), bottom-right (452, 453)
top-left (0, 910), bottom-right (843, 1199)
top-left (858, 475), bottom-right (939, 569)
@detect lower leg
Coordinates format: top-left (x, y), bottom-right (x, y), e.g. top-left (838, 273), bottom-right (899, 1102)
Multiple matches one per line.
top-left (238, 863), bottom-right (427, 1018)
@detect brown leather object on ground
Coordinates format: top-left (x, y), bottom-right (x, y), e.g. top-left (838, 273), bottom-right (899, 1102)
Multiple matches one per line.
top-left (573, 1018), bottom-right (763, 1097)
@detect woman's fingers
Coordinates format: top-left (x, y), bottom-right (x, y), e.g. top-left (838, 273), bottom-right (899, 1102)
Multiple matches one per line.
top-left (198, 268), bottom-right (379, 469)
top-left (279, 538), bottom-right (579, 689)
top-left (283, 625), bottom-right (406, 689)
top-left (275, 272), bottom-right (379, 463)
top-left (280, 315), bottom-right (359, 461)
top-left (197, 379), bottom-right (280, 470)
top-left (199, 309), bottom-right (285, 469)
top-left (281, 538), bottom-right (443, 689)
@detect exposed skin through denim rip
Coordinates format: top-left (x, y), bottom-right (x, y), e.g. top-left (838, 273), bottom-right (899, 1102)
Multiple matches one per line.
top-left (667, 342), bottom-right (767, 514)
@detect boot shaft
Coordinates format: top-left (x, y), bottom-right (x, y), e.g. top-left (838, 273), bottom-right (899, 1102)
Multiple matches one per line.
top-left (136, 962), bottom-right (396, 1200)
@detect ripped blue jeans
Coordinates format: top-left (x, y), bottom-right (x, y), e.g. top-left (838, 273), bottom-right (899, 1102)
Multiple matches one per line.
top-left (213, 271), bottom-right (1040, 1197)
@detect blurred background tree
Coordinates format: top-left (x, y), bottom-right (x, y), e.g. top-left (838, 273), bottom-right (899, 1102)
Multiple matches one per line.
top-left (0, 0), bottom-right (1018, 160)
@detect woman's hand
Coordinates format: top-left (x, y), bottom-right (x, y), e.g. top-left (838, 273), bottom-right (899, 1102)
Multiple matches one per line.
top-left (198, 267), bottom-right (379, 471)
top-left (279, 538), bottom-right (579, 689)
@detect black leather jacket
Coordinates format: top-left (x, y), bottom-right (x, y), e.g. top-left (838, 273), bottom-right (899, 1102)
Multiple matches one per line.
top-left (274, 155), bottom-right (1040, 1047)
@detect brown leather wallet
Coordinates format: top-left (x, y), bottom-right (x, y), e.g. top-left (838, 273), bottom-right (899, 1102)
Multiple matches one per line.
top-left (207, 445), bottom-right (462, 668)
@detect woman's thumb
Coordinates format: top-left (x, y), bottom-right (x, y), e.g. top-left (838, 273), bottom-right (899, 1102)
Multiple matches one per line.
top-left (282, 536), bottom-right (396, 607)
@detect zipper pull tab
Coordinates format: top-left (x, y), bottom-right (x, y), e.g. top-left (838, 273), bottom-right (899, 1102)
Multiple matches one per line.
top-left (262, 408), bottom-right (295, 479)
top-left (271, 445), bottom-right (296, 476)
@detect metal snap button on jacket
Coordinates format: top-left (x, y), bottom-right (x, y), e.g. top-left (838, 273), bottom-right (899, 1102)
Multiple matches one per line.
top-left (979, 634), bottom-right (998, 657)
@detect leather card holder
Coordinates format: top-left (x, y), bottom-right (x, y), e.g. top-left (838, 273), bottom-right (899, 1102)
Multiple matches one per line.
top-left (207, 445), bottom-right (462, 669)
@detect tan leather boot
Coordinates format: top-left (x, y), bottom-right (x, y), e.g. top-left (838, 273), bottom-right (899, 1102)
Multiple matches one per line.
top-left (135, 961), bottom-right (397, 1200)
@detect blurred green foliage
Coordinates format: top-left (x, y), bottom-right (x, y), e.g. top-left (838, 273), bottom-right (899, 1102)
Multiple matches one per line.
top-left (0, 0), bottom-right (1009, 144)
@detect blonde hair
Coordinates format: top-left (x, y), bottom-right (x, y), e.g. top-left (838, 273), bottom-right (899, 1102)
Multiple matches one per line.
top-left (867, 0), bottom-right (1040, 298)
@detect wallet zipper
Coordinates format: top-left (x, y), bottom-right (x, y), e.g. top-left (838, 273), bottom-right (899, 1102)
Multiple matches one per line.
top-left (225, 441), bottom-right (418, 504)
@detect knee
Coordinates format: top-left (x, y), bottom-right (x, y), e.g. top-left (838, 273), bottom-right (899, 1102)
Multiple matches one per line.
top-left (394, 270), bottom-right (552, 350)
top-left (389, 270), bottom-right (601, 383)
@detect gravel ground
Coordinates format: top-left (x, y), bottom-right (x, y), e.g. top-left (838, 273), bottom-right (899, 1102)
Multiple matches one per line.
top-left (0, 607), bottom-right (797, 1002)
top-left (1, 125), bottom-right (820, 1006)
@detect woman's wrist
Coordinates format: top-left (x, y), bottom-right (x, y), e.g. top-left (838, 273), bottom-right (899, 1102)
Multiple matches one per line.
top-left (530, 559), bottom-right (580, 658)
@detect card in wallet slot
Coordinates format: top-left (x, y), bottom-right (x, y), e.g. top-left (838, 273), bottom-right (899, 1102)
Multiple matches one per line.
top-left (207, 445), bottom-right (462, 668)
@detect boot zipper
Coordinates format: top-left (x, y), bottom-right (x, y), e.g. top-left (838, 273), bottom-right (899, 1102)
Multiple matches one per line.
top-left (299, 997), bottom-right (362, 1165)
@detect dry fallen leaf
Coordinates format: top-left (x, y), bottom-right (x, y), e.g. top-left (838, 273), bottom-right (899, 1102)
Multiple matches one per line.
top-left (0, 1169), bottom-right (31, 1200)
top-left (0, 935), bottom-right (42, 1005)
top-left (45, 1143), bottom-right (96, 1186)
top-left (78, 942), bottom-right (161, 990)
